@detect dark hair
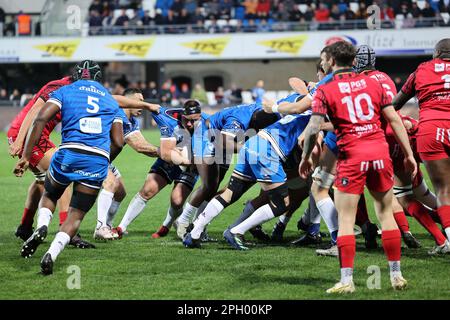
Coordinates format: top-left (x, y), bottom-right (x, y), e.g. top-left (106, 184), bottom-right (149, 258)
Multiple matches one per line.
top-left (123, 88), bottom-right (143, 97)
top-left (316, 59), bottom-right (324, 73)
top-left (320, 45), bottom-right (332, 60)
top-left (327, 41), bottom-right (356, 67)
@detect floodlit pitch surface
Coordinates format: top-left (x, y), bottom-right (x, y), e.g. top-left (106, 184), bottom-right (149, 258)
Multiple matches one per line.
top-left (0, 131), bottom-right (448, 299)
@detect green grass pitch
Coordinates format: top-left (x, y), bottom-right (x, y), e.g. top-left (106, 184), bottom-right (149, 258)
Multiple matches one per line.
top-left (0, 130), bottom-right (448, 300)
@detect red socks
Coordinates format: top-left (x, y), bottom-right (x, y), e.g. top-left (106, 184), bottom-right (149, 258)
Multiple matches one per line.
top-left (59, 211), bottom-right (68, 226)
top-left (393, 211), bottom-right (409, 233)
top-left (437, 205), bottom-right (450, 229)
top-left (337, 235), bottom-right (356, 269)
top-left (407, 201), bottom-right (446, 245)
top-left (20, 208), bottom-right (35, 227)
top-left (382, 229), bottom-right (402, 261)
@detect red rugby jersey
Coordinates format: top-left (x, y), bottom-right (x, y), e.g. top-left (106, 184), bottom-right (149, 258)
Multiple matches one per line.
top-left (312, 69), bottom-right (391, 160)
top-left (401, 58), bottom-right (450, 123)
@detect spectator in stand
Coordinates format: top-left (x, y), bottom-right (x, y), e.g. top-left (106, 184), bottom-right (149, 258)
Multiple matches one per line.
top-left (411, 2), bottom-right (422, 18)
top-left (422, 1), bottom-right (437, 18)
top-left (89, 0), bottom-right (103, 15)
top-left (102, 1), bottom-right (114, 17)
top-left (185, 0), bottom-right (198, 17)
top-left (330, 4), bottom-right (341, 21)
top-left (439, 0), bottom-right (450, 13)
top-left (191, 83), bottom-right (208, 104)
top-left (257, 18), bottom-right (271, 32)
top-left (204, 0), bottom-right (221, 19)
top-left (315, 3), bottom-right (330, 22)
top-left (224, 83), bottom-right (242, 104)
top-left (257, 0), bottom-right (271, 18)
top-left (169, 0), bottom-right (185, 24)
top-left (178, 83), bottom-right (191, 103)
top-left (141, 10), bottom-right (153, 25)
top-left (243, 0), bottom-right (258, 19)
top-left (10, 89), bottom-right (21, 106)
top-left (396, 2), bottom-right (411, 18)
top-left (215, 86), bottom-right (226, 105)
top-left (393, 76), bottom-right (403, 92)
top-left (103, 82), bottom-right (113, 94)
top-left (251, 80), bottom-right (265, 104)
top-left (0, 88), bottom-right (8, 101)
top-left (244, 19), bottom-right (257, 32)
top-left (103, 10), bottom-right (115, 31)
top-left (303, 4), bottom-right (315, 22)
top-left (189, 7), bottom-right (205, 24)
top-left (115, 9), bottom-right (130, 27)
top-left (89, 10), bottom-right (103, 34)
top-left (273, 2), bottom-right (290, 21)
top-left (207, 17), bottom-right (221, 33)
top-left (0, 6), bottom-right (5, 36)
top-left (160, 80), bottom-right (173, 105)
top-left (155, 8), bottom-right (167, 25)
top-left (16, 11), bottom-right (31, 36)
top-left (219, 0), bottom-right (233, 19)
top-left (145, 81), bottom-right (160, 100)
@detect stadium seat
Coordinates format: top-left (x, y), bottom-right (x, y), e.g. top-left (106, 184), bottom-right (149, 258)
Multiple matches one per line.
top-left (298, 4), bottom-right (308, 14)
top-left (228, 19), bottom-right (238, 27)
top-left (204, 20), bottom-right (212, 29)
top-left (241, 91), bottom-right (254, 104)
top-left (441, 12), bottom-right (450, 24)
top-left (217, 19), bottom-right (228, 28)
top-left (206, 92), bottom-right (217, 106)
top-left (126, 9), bottom-right (135, 19)
top-left (395, 14), bottom-right (405, 29)
top-left (416, 0), bottom-right (426, 10)
top-left (234, 6), bottom-right (245, 20)
top-left (349, 2), bottom-right (359, 13)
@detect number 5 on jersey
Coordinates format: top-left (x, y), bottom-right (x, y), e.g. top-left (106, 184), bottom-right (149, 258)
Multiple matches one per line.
top-left (87, 95), bottom-right (100, 113)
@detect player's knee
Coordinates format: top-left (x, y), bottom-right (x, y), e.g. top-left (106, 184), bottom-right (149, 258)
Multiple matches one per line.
top-left (140, 180), bottom-right (159, 200)
top-left (102, 176), bottom-right (116, 193)
top-left (267, 184), bottom-right (289, 217)
top-left (70, 190), bottom-right (98, 213)
top-left (227, 176), bottom-right (252, 204)
top-left (44, 178), bottom-right (65, 204)
top-left (170, 192), bottom-right (185, 209)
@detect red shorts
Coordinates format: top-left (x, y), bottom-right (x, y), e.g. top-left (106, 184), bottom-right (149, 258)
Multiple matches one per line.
top-left (7, 129), bottom-right (56, 168)
top-left (417, 120), bottom-right (450, 161)
top-left (335, 158), bottom-right (394, 195)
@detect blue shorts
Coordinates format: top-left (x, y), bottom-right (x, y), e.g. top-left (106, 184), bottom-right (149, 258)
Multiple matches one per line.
top-left (233, 135), bottom-right (286, 183)
top-left (324, 132), bottom-right (338, 156)
top-left (48, 148), bottom-right (108, 189)
top-left (150, 158), bottom-right (198, 189)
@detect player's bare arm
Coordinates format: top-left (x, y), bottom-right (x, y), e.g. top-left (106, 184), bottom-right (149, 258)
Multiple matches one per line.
top-left (110, 121), bottom-right (124, 152)
top-left (392, 90), bottom-right (414, 111)
top-left (263, 95), bottom-right (312, 115)
top-left (113, 94), bottom-right (160, 113)
top-left (14, 101), bottom-right (60, 177)
top-left (382, 105), bottom-right (418, 177)
top-left (9, 97), bottom-right (45, 157)
top-left (299, 115), bottom-right (324, 179)
top-left (125, 131), bottom-right (159, 157)
top-left (288, 77), bottom-right (309, 95)
top-left (160, 137), bottom-right (190, 166)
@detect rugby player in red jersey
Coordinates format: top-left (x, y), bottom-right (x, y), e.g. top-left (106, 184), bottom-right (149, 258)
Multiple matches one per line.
top-left (393, 38), bottom-right (450, 254)
top-left (355, 45), bottom-right (446, 252)
top-left (300, 41), bottom-right (416, 293)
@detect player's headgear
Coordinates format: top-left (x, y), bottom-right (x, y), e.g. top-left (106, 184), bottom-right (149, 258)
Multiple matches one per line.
top-left (182, 99), bottom-right (201, 115)
top-left (354, 45), bottom-right (376, 73)
top-left (72, 60), bottom-right (102, 82)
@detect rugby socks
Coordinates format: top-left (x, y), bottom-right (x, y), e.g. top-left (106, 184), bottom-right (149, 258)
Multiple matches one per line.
top-left (278, 214), bottom-right (290, 226)
top-left (106, 200), bottom-right (121, 227)
top-left (20, 208), bottom-right (35, 227)
top-left (231, 204), bottom-right (275, 235)
top-left (191, 199), bottom-right (224, 239)
top-left (381, 229), bottom-right (402, 279)
top-left (437, 206), bottom-right (450, 241)
top-left (59, 211), bottom-right (68, 226)
top-left (307, 223), bottom-right (321, 235)
top-left (307, 197), bottom-right (322, 235)
top-left (337, 235), bottom-right (355, 285)
top-left (393, 211), bottom-right (410, 233)
top-left (177, 202), bottom-right (198, 226)
top-left (47, 232), bottom-right (70, 262)
top-left (162, 206), bottom-right (183, 228)
top-left (193, 201), bottom-right (209, 221)
top-left (36, 207), bottom-right (53, 229)
top-left (229, 201), bottom-right (255, 229)
top-left (316, 197), bottom-right (338, 243)
top-left (96, 190), bottom-right (114, 229)
top-left (407, 201), bottom-right (446, 245)
top-left (118, 193), bottom-right (148, 232)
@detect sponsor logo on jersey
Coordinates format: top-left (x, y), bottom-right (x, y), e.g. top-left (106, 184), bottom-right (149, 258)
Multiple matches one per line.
top-left (34, 40), bottom-right (80, 58)
top-left (182, 37), bottom-right (230, 56)
top-left (107, 39), bottom-right (154, 58)
top-left (435, 63), bottom-right (445, 72)
top-left (258, 35), bottom-right (308, 55)
top-left (338, 82), bottom-right (351, 94)
top-left (79, 85), bottom-right (106, 96)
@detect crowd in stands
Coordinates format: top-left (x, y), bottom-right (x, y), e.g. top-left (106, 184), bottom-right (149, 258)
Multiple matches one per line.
top-left (87, 0), bottom-right (450, 34)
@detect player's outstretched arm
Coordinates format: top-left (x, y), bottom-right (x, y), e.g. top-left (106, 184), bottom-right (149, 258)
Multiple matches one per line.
top-left (125, 131), bottom-right (159, 157)
top-left (382, 105), bottom-right (418, 177)
top-left (262, 95), bottom-right (312, 115)
top-left (9, 97), bottom-right (45, 157)
top-left (160, 138), bottom-right (190, 166)
top-left (110, 121), bottom-right (124, 158)
top-left (14, 101), bottom-right (59, 177)
top-left (392, 90), bottom-right (414, 111)
top-left (113, 95), bottom-right (160, 113)
top-left (299, 115), bottom-right (323, 179)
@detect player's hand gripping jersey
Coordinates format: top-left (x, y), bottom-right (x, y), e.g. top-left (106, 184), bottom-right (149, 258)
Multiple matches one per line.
top-left (312, 69), bottom-right (394, 194)
top-left (401, 58), bottom-right (450, 161)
